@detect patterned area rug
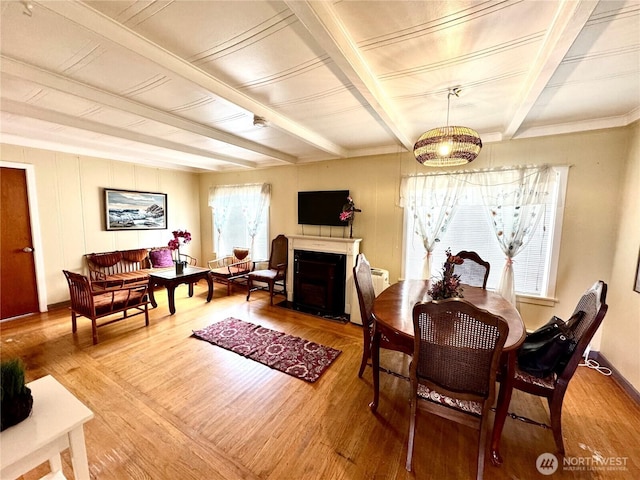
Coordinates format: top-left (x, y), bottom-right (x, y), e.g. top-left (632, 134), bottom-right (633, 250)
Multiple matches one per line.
top-left (192, 318), bottom-right (342, 383)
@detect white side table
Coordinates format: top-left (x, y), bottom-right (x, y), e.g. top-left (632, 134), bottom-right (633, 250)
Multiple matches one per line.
top-left (0, 375), bottom-right (94, 480)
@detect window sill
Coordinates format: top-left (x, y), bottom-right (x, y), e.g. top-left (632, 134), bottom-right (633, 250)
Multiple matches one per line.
top-left (397, 279), bottom-right (558, 307)
top-left (516, 293), bottom-right (558, 307)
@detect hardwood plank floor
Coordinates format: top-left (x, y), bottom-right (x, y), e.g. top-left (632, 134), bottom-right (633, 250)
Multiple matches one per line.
top-left (2, 283), bottom-right (639, 479)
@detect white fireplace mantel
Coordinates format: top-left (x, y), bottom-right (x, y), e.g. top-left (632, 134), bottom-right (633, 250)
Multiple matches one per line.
top-left (287, 235), bottom-right (361, 316)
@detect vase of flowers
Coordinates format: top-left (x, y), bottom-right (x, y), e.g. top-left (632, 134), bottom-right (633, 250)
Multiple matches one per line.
top-left (168, 229), bottom-right (191, 274)
top-left (428, 248), bottom-right (464, 300)
top-left (339, 196), bottom-right (361, 239)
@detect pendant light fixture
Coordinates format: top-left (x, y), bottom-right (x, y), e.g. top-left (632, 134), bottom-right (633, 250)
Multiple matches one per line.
top-left (413, 87), bottom-right (482, 167)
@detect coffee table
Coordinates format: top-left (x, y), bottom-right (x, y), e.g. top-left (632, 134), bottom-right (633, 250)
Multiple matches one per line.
top-left (148, 266), bottom-right (214, 315)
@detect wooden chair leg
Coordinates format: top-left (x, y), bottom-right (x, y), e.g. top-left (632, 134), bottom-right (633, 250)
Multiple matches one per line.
top-left (144, 304), bottom-right (149, 327)
top-left (476, 408), bottom-right (491, 480)
top-left (405, 393), bottom-right (417, 471)
top-left (549, 391), bottom-right (566, 454)
top-left (71, 312), bottom-right (77, 333)
top-left (358, 325), bottom-right (371, 378)
top-left (246, 277), bottom-right (253, 301)
top-left (91, 320), bottom-right (98, 345)
top-left (268, 281), bottom-right (275, 305)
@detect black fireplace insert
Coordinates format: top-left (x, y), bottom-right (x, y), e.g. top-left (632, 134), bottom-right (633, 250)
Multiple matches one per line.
top-left (293, 250), bottom-right (346, 316)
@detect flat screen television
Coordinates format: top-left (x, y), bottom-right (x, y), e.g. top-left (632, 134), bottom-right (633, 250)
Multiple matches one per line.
top-left (298, 190), bottom-right (349, 227)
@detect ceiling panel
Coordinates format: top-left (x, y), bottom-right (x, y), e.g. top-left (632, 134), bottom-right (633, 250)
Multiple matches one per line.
top-left (0, 0), bottom-right (638, 172)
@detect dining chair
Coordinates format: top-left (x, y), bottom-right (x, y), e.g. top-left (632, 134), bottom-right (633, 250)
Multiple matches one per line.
top-left (406, 299), bottom-right (509, 479)
top-left (454, 250), bottom-right (490, 289)
top-left (246, 235), bottom-right (288, 305)
top-left (353, 254), bottom-right (375, 377)
top-left (353, 253), bottom-right (399, 379)
top-left (501, 280), bottom-right (608, 454)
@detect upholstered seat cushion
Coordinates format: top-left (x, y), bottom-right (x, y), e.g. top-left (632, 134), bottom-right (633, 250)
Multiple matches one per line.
top-left (93, 271), bottom-right (150, 289)
top-left (514, 366), bottom-right (557, 389)
top-left (211, 265), bottom-right (251, 278)
top-left (417, 384), bottom-right (482, 416)
top-left (94, 290), bottom-right (147, 315)
top-left (249, 269), bottom-right (279, 281)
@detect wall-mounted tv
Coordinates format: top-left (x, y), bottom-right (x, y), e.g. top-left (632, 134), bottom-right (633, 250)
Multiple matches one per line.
top-left (298, 190), bottom-right (349, 227)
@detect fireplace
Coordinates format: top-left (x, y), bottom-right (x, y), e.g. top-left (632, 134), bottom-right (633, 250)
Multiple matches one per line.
top-left (294, 250), bottom-right (346, 316)
top-left (286, 235), bottom-right (361, 322)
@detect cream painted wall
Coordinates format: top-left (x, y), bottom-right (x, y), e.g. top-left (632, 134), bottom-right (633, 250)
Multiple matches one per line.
top-left (1, 145), bottom-right (200, 305)
top-left (1, 124), bottom-right (635, 390)
top-left (600, 121), bottom-right (640, 390)
top-left (199, 127), bottom-right (628, 351)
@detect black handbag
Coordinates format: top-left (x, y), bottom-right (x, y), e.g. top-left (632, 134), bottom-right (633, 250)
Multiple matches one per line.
top-left (517, 311), bottom-right (585, 378)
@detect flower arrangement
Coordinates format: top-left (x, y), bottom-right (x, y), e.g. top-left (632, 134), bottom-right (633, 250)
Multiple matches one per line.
top-left (339, 196), bottom-right (361, 238)
top-left (428, 248), bottom-right (464, 300)
top-left (168, 229), bottom-right (191, 263)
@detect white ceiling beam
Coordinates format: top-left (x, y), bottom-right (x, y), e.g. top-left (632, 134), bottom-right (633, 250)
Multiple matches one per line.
top-left (503, 0), bottom-right (598, 139)
top-left (1, 99), bottom-right (257, 169)
top-left (285, 0), bottom-right (414, 151)
top-left (1, 55), bottom-right (290, 164)
top-left (0, 131), bottom-right (210, 173)
top-left (39, 0), bottom-right (348, 158)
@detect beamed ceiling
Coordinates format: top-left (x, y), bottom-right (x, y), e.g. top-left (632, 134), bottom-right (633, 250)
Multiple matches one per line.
top-left (1, 0), bottom-right (639, 172)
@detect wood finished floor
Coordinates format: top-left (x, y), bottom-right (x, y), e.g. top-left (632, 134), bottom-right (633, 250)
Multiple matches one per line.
top-left (2, 283), bottom-right (639, 480)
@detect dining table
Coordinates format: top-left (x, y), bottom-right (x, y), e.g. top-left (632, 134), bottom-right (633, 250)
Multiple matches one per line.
top-left (371, 279), bottom-right (526, 467)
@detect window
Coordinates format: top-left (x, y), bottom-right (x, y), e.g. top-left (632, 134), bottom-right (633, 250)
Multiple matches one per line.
top-left (208, 184), bottom-right (270, 260)
top-left (402, 166), bottom-right (567, 299)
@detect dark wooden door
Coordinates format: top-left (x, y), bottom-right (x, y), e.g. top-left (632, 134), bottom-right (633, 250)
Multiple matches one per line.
top-left (1, 167), bottom-right (39, 319)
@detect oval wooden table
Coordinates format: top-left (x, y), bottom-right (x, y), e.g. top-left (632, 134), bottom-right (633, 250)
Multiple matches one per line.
top-left (371, 280), bottom-right (526, 467)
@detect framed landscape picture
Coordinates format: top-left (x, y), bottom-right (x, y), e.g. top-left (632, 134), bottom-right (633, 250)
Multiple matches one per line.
top-left (104, 188), bottom-right (167, 231)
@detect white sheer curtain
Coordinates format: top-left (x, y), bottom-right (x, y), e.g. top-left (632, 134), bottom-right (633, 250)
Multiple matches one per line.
top-left (400, 173), bottom-right (467, 279)
top-left (208, 183), bottom-right (271, 255)
top-left (208, 186), bottom-right (233, 254)
top-left (477, 166), bottom-right (554, 304)
top-left (239, 183), bottom-right (271, 254)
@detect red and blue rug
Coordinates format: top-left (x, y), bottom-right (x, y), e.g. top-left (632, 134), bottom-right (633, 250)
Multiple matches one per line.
top-left (192, 318), bottom-right (341, 383)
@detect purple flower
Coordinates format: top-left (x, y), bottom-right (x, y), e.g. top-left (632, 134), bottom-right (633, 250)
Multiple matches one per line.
top-left (168, 229), bottom-right (192, 250)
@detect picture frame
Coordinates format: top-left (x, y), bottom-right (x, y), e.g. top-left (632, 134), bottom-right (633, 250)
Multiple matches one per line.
top-left (104, 188), bottom-right (167, 231)
top-left (635, 248), bottom-right (640, 293)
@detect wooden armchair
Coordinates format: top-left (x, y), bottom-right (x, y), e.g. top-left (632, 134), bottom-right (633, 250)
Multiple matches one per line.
top-left (63, 270), bottom-right (150, 345)
top-left (178, 253), bottom-right (198, 266)
top-left (208, 247), bottom-right (253, 295)
top-left (246, 235), bottom-right (288, 305)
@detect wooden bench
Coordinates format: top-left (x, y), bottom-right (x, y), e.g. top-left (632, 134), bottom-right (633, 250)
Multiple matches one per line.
top-left (64, 269), bottom-right (150, 344)
top-left (85, 248), bottom-right (197, 287)
top-left (207, 247), bottom-right (254, 295)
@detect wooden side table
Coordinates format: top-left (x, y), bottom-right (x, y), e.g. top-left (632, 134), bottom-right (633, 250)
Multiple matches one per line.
top-left (0, 375), bottom-right (94, 480)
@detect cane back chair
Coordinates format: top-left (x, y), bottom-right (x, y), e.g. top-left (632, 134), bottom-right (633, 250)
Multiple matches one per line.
top-left (502, 280), bottom-right (608, 454)
top-left (454, 251), bottom-right (490, 289)
top-left (407, 299), bottom-right (509, 479)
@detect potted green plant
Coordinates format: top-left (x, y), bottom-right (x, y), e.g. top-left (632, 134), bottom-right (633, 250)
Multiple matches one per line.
top-left (1, 358), bottom-right (33, 431)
